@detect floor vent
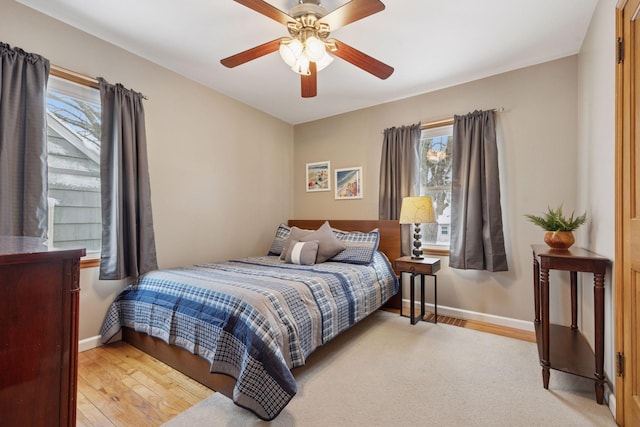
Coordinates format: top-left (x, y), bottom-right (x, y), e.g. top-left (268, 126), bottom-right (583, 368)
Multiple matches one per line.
top-left (423, 312), bottom-right (467, 327)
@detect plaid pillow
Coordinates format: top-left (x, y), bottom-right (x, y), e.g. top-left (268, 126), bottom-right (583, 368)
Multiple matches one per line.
top-left (330, 228), bottom-right (380, 265)
top-left (267, 223), bottom-right (291, 256)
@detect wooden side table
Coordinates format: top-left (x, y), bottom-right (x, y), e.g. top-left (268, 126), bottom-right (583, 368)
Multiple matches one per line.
top-left (531, 245), bottom-right (610, 404)
top-left (394, 256), bottom-right (441, 325)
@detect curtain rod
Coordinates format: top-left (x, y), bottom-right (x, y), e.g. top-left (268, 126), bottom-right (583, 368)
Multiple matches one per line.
top-left (50, 64), bottom-right (149, 99)
top-left (420, 107), bottom-right (504, 130)
top-left (51, 64), bottom-right (100, 89)
top-left (382, 108), bottom-right (504, 134)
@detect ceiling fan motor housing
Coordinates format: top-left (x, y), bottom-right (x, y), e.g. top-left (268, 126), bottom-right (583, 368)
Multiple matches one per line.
top-left (290, 2), bottom-right (327, 20)
top-left (288, 1), bottom-right (330, 42)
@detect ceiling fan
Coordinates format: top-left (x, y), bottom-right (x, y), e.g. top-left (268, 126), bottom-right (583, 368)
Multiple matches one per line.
top-left (220, 0), bottom-right (394, 98)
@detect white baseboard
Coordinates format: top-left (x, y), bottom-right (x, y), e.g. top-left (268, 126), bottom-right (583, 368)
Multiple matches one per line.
top-left (78, 335), bottom-right (103, 352)
top-left (79, 331), bottom-right (122, 352)
top-left (402, 299), bottom-right (535, 332)
top-left (605, 385), bottom-right (617, 422)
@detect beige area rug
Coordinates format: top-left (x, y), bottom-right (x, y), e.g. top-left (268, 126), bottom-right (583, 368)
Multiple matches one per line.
top-left (163, 310), bottom-right (616, 426)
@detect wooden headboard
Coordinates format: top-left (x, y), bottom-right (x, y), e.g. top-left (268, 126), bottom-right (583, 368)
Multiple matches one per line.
top-left (287, 219), bottom-right (401, 270)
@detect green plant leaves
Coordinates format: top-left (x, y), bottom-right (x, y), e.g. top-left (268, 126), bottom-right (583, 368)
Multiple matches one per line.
top-left (524, 205), bottom-right (587, 231)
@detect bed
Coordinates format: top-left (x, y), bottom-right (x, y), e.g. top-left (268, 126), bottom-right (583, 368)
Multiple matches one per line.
top-left (100, 219), bottom-right (401, 420)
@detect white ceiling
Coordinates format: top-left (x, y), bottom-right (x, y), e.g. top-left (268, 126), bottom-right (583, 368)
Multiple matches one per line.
top-left (18, 0), bottom-right (598, 125)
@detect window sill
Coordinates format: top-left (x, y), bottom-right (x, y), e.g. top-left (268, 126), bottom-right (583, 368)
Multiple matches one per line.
top-left (422, 247), bottom-right (450, 257)
top-left (80, 258), bottom-right (100, 269)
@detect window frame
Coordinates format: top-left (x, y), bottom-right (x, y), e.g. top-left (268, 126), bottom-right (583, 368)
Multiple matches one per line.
top-left (419, 119), bottom-right (454, 256)
top-left (48, 67), bottom-right (102, 268)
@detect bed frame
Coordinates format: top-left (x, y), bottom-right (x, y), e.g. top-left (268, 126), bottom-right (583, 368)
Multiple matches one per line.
top-left (122, 219), bottom-right (401, 399)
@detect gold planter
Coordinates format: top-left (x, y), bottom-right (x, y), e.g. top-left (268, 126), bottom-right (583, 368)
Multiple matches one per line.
top-left (544, 231), bottom-right (575, 250)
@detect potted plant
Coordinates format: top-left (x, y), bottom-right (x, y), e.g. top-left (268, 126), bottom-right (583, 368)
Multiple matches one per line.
top-left (524, 205), bottom-right (587, 249)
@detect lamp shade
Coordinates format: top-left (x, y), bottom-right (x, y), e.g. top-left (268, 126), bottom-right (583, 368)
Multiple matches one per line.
top-left (399, 196), bottom-right (436, 224)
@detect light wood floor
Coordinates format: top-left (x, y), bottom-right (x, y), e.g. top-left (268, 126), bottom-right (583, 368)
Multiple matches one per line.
top-left (77, 311), bottom-right (535, 426)
top-left (76, 341), bottom-right (213, 426)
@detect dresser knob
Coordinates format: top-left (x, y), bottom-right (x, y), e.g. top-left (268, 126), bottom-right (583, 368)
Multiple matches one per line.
top-left (409, 266), bottom-right (416, 272)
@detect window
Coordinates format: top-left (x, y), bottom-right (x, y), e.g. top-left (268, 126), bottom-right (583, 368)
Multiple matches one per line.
top-left (418, 124), bottom-right (453, 251)
top-left (46, 75), bottom-right (102, 256)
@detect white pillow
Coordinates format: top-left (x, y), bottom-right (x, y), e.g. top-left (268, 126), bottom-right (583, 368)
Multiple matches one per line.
top-left (283, 239), bottom-right (319, 265)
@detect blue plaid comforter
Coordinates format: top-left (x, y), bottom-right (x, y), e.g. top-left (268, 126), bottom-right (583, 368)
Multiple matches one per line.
top-left (100, 253), bottom-right (398, 420)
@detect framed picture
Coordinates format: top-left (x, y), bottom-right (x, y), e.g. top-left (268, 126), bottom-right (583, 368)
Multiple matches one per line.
top-left (335, 167), bottom-right (363, 200)
top-left (306, 161), bottom-right (331, 192)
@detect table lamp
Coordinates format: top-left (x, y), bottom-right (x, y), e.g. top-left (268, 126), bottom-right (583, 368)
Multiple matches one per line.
top-left (399, 196), bottom-right (436, 260)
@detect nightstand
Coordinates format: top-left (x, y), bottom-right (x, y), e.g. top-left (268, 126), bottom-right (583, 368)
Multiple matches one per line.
top-left (394, 256), bottom-right (441, 325)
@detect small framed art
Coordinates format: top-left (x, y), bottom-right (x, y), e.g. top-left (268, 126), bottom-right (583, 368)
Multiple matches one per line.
top-left (335, 166), bottom-right (363, 200)
top-left (306, 161), bottom-right (331, 192)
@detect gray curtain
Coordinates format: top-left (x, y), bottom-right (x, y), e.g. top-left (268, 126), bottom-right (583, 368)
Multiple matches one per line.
top-left (379, 123), bottom-right (421, 255)
top-left (99, 78), bottom-right (157, 279)
top-left (0, 43), bottom-right (49, 238)
top-left (450, 110), bottom-right (508, 271)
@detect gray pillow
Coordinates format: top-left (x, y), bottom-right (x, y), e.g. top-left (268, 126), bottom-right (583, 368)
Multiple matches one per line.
top-left (285, 221), bottom-right (346, 263)
top-left (283, 239), bottom-right (319, 265)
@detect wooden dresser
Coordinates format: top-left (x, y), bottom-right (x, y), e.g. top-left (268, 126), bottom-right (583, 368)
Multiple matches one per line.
top-left (0, 237), bottom-right (85, 426)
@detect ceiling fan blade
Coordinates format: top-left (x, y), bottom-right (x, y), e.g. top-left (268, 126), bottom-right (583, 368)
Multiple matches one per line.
top-left (221, 38), bottom-right (287, 68)
top-left (318, 0), bottom-right (385, 32)
top-left (301, 62), bottom-right (317, 98)
top-left (233, 0), bottom-right (293, 26)
top-left (328, 39), bottom-right (394, 80)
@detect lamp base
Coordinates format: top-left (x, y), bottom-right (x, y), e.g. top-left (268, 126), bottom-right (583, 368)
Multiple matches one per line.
top-left (412, 223), bottom-right (423, 260)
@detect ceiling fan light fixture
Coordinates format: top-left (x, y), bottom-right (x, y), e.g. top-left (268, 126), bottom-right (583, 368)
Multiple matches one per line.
top-left (279, 38), bottom-right (304, 67)
top-left (291, 55), bottom-right (311, 75)
top-left (304, 36), bottom-right (326, 62)
top-left (315, 51), bottom-right (334, 71)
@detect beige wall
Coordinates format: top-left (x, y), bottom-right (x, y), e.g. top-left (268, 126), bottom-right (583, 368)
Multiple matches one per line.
top-left (294, 57), bottom-right (580, 324)
top-left (1, 0), bottom-right (294, 340)
top-left (577, 0), bottom-right (616, 395)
